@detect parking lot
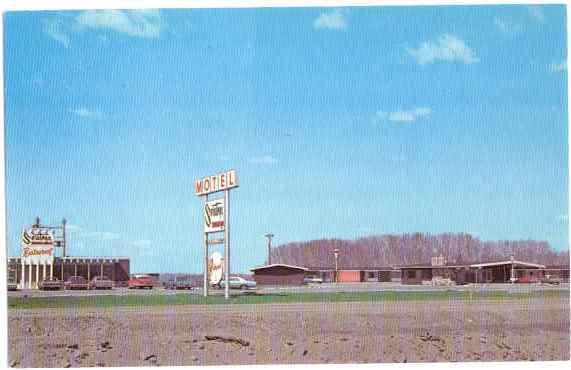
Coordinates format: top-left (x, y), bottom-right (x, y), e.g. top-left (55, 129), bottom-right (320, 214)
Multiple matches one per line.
top-left (8, 281), bottom-right (569, 298)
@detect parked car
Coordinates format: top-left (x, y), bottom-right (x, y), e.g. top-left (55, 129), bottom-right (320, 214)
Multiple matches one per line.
top-left (164, 279), bottom-right (194, 290)
top-left (215, 276), bottom-right (256, 290)
top-left (304, 276), bottom-right (323, 284)
top-left (540, 275), bottom-right (561, 285)
top-left (90, 276), bottom-right (114, 290)
top-left (39, 277), bottom-right (64, 291)
top-left (64, 276), bottom-right (90, 290)
top-left (129, 274), bottom-right (154, 289)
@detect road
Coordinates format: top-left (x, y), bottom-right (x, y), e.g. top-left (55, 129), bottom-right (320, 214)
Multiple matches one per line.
top-left (7, 281), bottom-right (569, 298)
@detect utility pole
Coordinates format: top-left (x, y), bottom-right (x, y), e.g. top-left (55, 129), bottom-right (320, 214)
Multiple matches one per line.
top-left (62, 218), bottom-right (67, 258)
top-left (333, 248), bottom-right (339, 283)
top-left (265, 233), bottom-right (274, 265)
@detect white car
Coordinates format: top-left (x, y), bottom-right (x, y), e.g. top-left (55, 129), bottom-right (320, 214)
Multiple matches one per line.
top-left (304, 276), bottom-right (323, 284)
top-left (216, 276), bottom-right (257, 290)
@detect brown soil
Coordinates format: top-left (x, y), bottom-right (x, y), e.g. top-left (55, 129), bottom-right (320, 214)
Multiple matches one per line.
top-left (8, 296), bottom-right (569, 367)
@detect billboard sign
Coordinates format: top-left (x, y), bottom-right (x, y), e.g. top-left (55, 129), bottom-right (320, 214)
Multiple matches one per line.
top-left (21, 228), bottom-right (54, 264)
top-left (204, 198), bottom-right (225, 233)
top-left (195, 169), bottom-right (238, 196)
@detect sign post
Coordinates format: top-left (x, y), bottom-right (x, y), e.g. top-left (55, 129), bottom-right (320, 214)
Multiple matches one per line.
top-left (195, 169), bottom-right (238, 299)
top-left (224, 189), bottom-right (230, 299)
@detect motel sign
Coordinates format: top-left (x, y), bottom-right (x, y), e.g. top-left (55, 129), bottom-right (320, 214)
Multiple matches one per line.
top-left (195, 169), bottom-right (238, 196)
top-left (195, 169), bottom-right (238, 299)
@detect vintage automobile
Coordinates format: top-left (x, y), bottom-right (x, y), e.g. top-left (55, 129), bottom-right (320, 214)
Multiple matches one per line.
top-left (540, 275), bottom-right (561, 285)
top-left (128, 274), bottom-right (154, 289)
top-left (216, 276), bottom-right (257, 290)
top-left (39, 277), bottom-right (64, 291)
top-left (90, 276), bottom-right (114, 290)
top-left (303, 276), bottom-right (323, 284)
top-left (64, 276), bottom-right (90, 290)
top-left (7, 281), bottom-right (19, 291)
top-left (164, 279), bottom-right (194, 290)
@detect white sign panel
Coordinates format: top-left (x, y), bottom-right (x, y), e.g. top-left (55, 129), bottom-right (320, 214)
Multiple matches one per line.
top-left (21, 228), bottom-right (55, 264)
top-left (204, 198), bottom-right (225, 233)
top-left (195, 169), bottom-right (238, 196)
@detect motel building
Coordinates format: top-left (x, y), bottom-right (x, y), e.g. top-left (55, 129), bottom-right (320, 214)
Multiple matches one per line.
top-left (399, 255), bottom-right (569, 285)
top-left (7, 219), bottom-right (130, 289)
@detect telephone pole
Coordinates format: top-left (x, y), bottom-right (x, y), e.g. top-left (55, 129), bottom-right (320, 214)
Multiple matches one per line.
top-left (265, 233), bottom-right (274, 265)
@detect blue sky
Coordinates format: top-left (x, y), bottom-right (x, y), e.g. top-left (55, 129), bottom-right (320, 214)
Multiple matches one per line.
top-left (3, 5), bottom-right (568, 273)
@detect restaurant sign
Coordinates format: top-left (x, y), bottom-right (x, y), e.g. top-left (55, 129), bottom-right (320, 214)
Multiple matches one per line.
top-left (21, 228), bottom-right (54, 264)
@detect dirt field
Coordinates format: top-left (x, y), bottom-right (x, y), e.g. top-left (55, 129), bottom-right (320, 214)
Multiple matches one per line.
top-left (8, 295), bottom-right (570, 367)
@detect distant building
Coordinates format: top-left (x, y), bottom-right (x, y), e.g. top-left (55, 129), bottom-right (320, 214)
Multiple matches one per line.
top-left (7, 256), bottom-right (130, 289)
top-left (400, 259), bottom-right (549, 285)
top-left (250, 264), bottom-right (307, 286)
top-left (305, 266), bottom-right (398, 283)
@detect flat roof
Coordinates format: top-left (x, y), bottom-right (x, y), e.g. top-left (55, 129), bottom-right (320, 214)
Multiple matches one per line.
top-left (8, 256), bottom-right (129, 262)
top-left (469, 260), bottom-right (546, 269)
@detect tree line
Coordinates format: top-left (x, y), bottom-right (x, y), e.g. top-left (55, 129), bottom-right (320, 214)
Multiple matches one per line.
top-left (270, 233), bottom-right (569, 268)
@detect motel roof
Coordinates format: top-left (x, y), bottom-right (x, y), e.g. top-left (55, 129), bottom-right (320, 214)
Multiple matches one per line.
top-left (250, 263), bottom-right (308, 272)
top-left (305, 266), bottom-right (397, 271)
top-left (469, 260), bottom-right (546, 269)
top-left (399, 259), bottom-right (547, 269)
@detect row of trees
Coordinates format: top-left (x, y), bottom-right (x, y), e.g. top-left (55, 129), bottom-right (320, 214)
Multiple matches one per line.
top-left (270, 233), bottom-right (569, 268)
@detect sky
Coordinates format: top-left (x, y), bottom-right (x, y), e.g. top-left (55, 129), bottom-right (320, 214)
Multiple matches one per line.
top-left (3, 5), bottom-right (568, 273)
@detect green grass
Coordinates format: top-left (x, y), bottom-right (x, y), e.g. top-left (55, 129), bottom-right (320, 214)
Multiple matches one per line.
top-left (7, 289), bottom-right (566, 310)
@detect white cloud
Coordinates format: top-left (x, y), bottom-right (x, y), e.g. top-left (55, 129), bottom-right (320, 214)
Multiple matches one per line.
top-left (494, 18), bottom-right (523, 35)
top-left (558, 214), bottom-right (568, 222)
top-left (79, 231), bottom-right (120, 241)
top-left (407, 34), bottom-right (478, 65)
top-left (75, 9), bottom-right (162, 39)
top-left (376, 107), bottom-right (432, 123)
top-left (313, 9), bottom-right (347, 30)
top-left (527, 6), bottom-right (545, 22)
top-left (130, 240), bottom-right (152, 247)
top-left (42, 18), bottom-right (70, 48)
top-left (249, 155), bottom-right (278, 164)
top-left (70, 107), bottom-right (97, 118)
top-left (550, 61), bottom-right (567, 73)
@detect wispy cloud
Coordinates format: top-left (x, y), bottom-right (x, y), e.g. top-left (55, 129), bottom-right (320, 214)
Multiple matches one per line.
top-left (75, 9), bottom-right (163, 39)
top-left (407, 34), bottom-right (478, 65)
top-left (70, 107), bottom-right (98, 118)
top-left (376, 107), bottom-right (432, 123)
top-left (42, 10), bottom-right (164, 47)
top-left (494, 18), bottom-right (523, 36)
top-left (550, 60), bottom-right (567, 73)
top-left (249, 155), bottom-right (278, 165)
top-left (79, 231), bottom-right (121, 241)
top-left (130, 239), bottom-right (152, 247)
top-left (527, 6), bottom-right (545, 22)
top-left (42, 18), bottom-right (70, 48)
top-left (313, 9), bottom-right (347, 30)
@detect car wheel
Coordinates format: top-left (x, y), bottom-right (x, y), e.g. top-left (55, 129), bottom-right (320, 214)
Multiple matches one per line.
top-left (240, 285), bottom-right (246, 290)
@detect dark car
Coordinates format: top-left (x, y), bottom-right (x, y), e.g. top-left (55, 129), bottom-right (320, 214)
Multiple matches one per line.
top-left (90, 276), bottom-right (114, 290)
top-left (164, 279), bottom-right (194, 290)
top-left (39, 277), bottom-right (64, 291)
top-left (64, 276), bottom-right (90, 290)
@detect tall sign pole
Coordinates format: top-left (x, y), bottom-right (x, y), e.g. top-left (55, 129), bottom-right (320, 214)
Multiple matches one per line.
top-left (195, 169), bottom-right (238, 300)
top-left (203, 195), bottom-right (209, 297)
top-left (224, 189), bottom-right (230, 299)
